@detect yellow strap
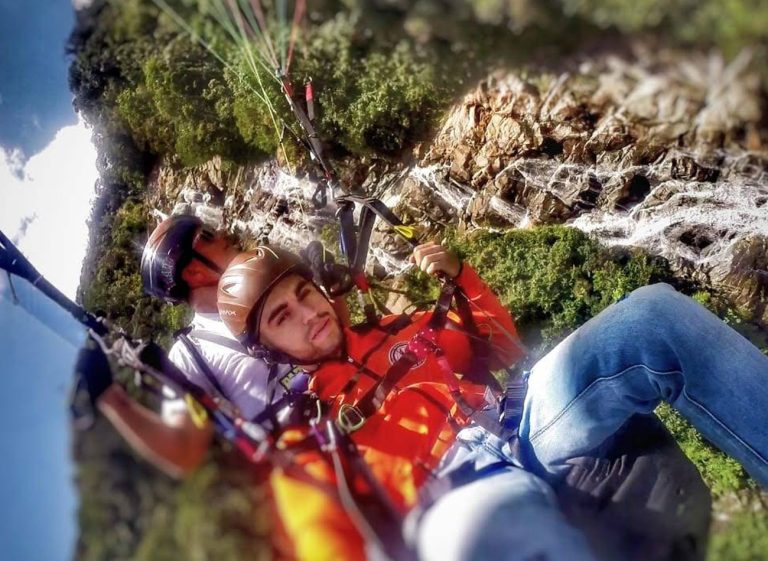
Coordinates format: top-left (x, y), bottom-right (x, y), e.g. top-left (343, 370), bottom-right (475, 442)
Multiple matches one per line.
top-left (393, 225), bottom-right (416, 241)
top-left (184, 394), bottom-right (209, 428)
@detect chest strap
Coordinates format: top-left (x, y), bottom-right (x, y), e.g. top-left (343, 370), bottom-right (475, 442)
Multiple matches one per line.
top-left (337, 281), bottom-right (527, 439)
top-left (175, 327), bottom-right (232, 406)
top-left (175, 327), bottom-right (289, 426)
top-left (188, 328), bottom-right (247, 353)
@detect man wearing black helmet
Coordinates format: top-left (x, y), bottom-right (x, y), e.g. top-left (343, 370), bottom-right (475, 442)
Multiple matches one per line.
top-left (94, 214), bottom-right (301, 476)
top-left (141, 215), bottom-right (307, 418)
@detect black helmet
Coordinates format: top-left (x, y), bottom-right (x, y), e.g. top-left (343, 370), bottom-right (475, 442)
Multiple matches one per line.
top-left (141, 215), bottom-right (222, 303)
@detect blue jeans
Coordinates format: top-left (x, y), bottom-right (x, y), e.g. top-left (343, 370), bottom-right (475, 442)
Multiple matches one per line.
top-left (415, 283), bottom-right (768, 561)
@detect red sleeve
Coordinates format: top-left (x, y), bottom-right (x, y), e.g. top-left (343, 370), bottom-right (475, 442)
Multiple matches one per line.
top-left (451, 264), bottom-right (525, 368)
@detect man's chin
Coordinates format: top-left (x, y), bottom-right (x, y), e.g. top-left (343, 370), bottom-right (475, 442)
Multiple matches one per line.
top-left (300, 335), bottom-right (343, 365)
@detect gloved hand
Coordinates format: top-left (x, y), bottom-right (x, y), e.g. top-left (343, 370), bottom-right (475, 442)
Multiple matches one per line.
top-left (74, 336), bottom-right (113, 406)
top-left (301, 241), bottom-right (353, 297)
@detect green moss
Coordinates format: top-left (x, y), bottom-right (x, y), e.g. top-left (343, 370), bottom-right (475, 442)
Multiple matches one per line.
top-left (444, 226), bottom-right (672, 350)
top-left (656, 403), bottom-right (750, 496)
top-left (555, 0), bottom-right (768, 54)
top-left (708, 508), bottom-right (768, 561)
top-left (294, 12), bottom-right (446, 155)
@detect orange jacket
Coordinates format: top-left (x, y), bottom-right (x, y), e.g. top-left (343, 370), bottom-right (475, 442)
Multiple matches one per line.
top-left (271, 265), bottom-right (523, 561)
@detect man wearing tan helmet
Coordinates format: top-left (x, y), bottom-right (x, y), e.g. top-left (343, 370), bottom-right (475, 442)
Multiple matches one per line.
top-left (217, 242), bottom-right (768, 561)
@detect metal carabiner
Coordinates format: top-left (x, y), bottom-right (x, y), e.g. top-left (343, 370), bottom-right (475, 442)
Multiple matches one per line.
top-left (337, 403), bottom-right (367, 433)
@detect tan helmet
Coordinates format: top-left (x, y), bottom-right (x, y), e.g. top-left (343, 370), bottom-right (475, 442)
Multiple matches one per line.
top-left (217, 246), bottom-right (310, 346)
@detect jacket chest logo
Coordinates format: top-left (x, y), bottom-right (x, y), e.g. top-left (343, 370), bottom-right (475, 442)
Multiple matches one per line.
top-left (388, 342), bottom-right (427, 369)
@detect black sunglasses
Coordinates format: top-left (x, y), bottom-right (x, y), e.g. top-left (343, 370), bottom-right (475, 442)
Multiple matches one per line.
top-left (190, 227), bottom-right (224, 274)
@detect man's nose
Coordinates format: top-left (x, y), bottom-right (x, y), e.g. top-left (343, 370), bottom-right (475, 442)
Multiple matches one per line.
top-left (300, 302), bottom-right (320, 324)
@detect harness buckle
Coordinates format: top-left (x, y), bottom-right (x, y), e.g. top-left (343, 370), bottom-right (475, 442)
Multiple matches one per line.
top-left (337, 403), bottom-right (366, 433)
top-left (408, 328), bottom-right (439, 361)
top-left (498, 375), bottom-right (528, 430)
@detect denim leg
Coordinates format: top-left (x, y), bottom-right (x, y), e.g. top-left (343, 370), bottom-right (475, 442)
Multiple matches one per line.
top-left (518, 283), bottom-right (768, 486)
top-left (417, 467), bottom-right (599, 561)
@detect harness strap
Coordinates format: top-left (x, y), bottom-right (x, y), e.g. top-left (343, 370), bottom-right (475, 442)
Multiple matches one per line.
top-left (351, 196), bottom-right (419, 247)
top-left (452, 289), bottom-right (500, 390)
top-left (354, 351), bottom-right (418, 420)
top-left (336, 201), bottom-right (358, 263)
top-left (265, 363), bottom-right (281, 404)
top-left (337, 279), bottom-right (521, 437)
top-left (498, 374), bottom-right (528, 433)
top-left (322, 419), bottom-right (416, 561)
top-left (175, 328), bottom-right (296, 428)
top-left (335, 312), bottom-right (413, 409)
top-left (383, 313), bottom-right (414, 334)
top-left (175, 327), bottom-right (231, 406)
top-left (187, 328), bottom-right (247, 354)
top-left (353, 206), bottom-right (377, 272)
top-left (405, 386), bottom-right (462, 435)
top-left (255, 363), bottom-right (283, 429)
top-left (339, 281), bottom-right (458, 426)
top-left (334, 195), bottom-right (412, 325)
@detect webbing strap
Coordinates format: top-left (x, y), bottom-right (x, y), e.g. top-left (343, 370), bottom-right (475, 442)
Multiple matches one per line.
top-left (264, 363), bottom-right (281, 405)
top-left (188, 329), bottom-right (247, 354)
top-left (323, 420), bottom-right (415, 561)
top-left (354, 351), bottom-right (418, 420)
top-left (451, 290), bottom-right (501, 391)
top-left (333, 194), bottom-right (419, 327)
top-left (336, 201), bottom-right (358, 263)
top-left (353, 206), bottom-right (377, 272)
top-left (254, 363), bottom-right (283, 429)
top-left (340, 281), bottom-right (458, 425)
top-left (338, 280), bottom-right (512, 436)
top-left (499, 375), bottom-right (528, 431)
top-left (180, 328), bottom-right (295, 425)
top-left (175, 329), bottom-right (231, 406)
top-left (354, 197), bottom-right (419, 247)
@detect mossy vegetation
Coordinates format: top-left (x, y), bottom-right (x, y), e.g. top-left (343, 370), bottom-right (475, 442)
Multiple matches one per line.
top-left (655, 404), bottom-right (750, 497)
top-left (555, 0), bottom-right (768, 56)
top-left (709, 509), bottom-right (768, 561)
top-left (70, 0), bottom-right (768, 188)
top-left (403, 227), bottom-right (673, 354)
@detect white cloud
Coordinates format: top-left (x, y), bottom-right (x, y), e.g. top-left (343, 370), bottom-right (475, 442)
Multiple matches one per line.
top-left (5, 148), bottom-right (25, 178)
top-left (0, 119), bottom-right (98, 300)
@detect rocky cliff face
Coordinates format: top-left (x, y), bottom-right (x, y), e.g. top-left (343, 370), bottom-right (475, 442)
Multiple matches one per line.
top-left (148, 46), bottom-right (768, 325)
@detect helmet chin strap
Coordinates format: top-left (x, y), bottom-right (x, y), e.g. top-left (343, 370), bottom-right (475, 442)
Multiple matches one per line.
top-left (243, 278), bottom-right (345, 367)
top-left (246, 322), bottom-right (346, 368)
top-left (247, 344), bottom-right (309, 368)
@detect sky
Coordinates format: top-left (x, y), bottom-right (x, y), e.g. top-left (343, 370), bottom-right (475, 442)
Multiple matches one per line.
top-left (0, 122), bottom-right (99, 298)
top-left (0, 1), bottom-right (99, 560)
top-left (0, 0), bottom-right (78, 157)
top-left (0, 278), bottom-right (87, 561)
